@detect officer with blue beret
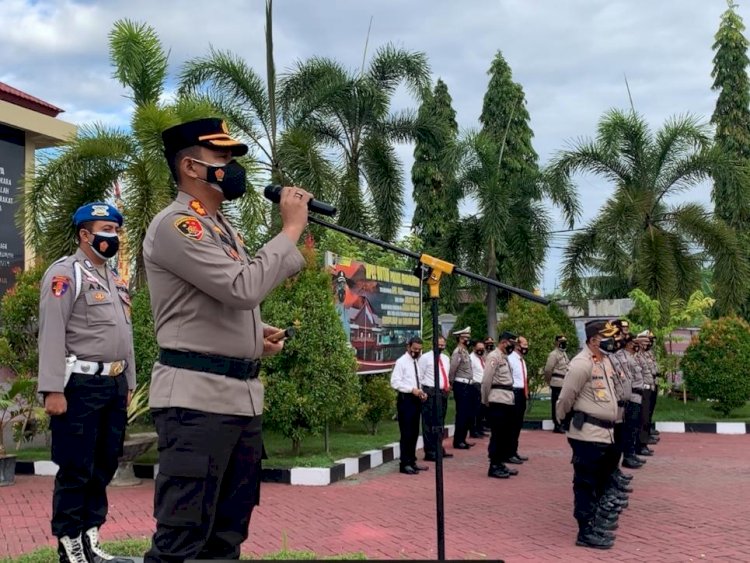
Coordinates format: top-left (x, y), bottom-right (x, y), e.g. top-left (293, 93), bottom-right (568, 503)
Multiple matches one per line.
top-left (37, 201), bottom-right (135, 563)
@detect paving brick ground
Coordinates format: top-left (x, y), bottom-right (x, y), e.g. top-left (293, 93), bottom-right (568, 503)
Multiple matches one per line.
top-left (2, 430), bottom-right (750, 562)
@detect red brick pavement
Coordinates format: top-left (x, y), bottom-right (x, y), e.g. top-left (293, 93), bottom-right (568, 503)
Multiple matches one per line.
top-left (2, 431), bottom-right (750, 562)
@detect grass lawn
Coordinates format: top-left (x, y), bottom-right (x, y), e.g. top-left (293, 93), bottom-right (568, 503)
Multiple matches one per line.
top-left (1, 538), bottom-right (366, 563)
top-left (526, 394), bottom-right (750, 422)
top-left (12, 395), bottom-right (748, 467)
top-left (14, 403), bottom-right (458, 468)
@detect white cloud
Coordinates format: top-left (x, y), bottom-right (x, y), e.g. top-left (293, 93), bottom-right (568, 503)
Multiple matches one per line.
top-left (0, 0), bottom-right (739, 293)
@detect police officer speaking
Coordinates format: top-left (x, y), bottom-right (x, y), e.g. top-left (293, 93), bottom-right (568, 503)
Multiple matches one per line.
top-left (37, 202), bottom-right (136, 563)
top-left (142, 118), bottom-right (311, 562)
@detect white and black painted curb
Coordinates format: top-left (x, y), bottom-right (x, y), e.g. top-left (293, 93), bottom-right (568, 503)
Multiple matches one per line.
top-left (15, 421), bottom-right (748, 486)
top-left (522, 419), bottom-right (750, 434)
top-left (16, 426), bottom-right (457, 487)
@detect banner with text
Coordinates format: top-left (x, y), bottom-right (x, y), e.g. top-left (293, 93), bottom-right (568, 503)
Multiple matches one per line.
top-left (0, 125), bottom-right (25, 298)
top-left (325, 252), bottom-right (422, 374)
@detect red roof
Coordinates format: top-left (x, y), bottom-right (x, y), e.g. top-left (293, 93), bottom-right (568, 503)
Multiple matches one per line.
top-left (0, 81), bottom-right (64, 117)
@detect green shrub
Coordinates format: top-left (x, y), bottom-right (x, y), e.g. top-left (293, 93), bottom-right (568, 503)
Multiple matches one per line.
top-left (360, 374), bottom-right (396, 435)
top-left (681, 316), bottom-right (750, 416)
top-left (498, 296), bottom-right (565, 403)
top-left (547, 301), bottom-right (580, 352)
top-left (130, 288), bottom-right (158, 390)
top-left (450, 301), bottom-right (488, 350)
top-left (261, 247), bottom-right (362, 455)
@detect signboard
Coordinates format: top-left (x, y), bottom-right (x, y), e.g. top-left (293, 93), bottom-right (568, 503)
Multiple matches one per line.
top-left (325, 252), bottom-right (422, 374)
top-left (0, 124), bottom-right (25, 298)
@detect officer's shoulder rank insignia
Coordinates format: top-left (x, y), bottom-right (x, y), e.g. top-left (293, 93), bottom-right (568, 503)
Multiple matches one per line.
top-left (189, 199), bottom-right (207, 216)
top-left (174, 216), bottom-right (204, 241)
top-left (51, 275), bottom-right (71, 298)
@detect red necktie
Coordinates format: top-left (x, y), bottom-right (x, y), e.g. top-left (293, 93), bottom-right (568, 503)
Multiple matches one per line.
top-left (480, 356), bottom-right (485, 368)
top-left (438, 357), bottom-right (449, 390)
top-left (521, 358), bottom-right (528, 398)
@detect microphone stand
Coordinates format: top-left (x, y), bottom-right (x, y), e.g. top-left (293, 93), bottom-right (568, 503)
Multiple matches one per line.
top-left (306, 214), bottom-right (549, 561)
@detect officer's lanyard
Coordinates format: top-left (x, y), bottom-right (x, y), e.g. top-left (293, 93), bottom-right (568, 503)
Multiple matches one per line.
top-left (75, 261), bottom-right (111, 294)
top-left (207, 213), bottom-right (239, 253)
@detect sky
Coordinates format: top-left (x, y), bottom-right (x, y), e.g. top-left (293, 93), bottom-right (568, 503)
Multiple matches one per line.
top-left (0, 0), bottom-right (740, 295)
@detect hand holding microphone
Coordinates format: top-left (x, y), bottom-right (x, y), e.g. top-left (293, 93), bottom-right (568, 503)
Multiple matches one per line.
top-left (264, 185), bottom-right (337, 243)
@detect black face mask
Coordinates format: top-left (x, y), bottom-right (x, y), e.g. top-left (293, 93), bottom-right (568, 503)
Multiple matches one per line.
top-left (194, 158), bottom-right (247, 201)
top-left (558, 341), bottom-right (567, 350)
top-left (88, 231), bottom-right (119, 260)
top-left (521, 348), bottom-right (529, 356)
top-left (475, 350), bottom-right (485, 356)
top-left (504, 343), bottom-right (515, 355)
top-left (485, 343), bottom-right (495, 351)
top-left (438, 346), bottom-right (446, 352)
top-left (614, 338), bottom-right (624, 351)
top-left (598, 338), bottom-right (616, 353)
top-left (410, 350), bottom-right (421, 359)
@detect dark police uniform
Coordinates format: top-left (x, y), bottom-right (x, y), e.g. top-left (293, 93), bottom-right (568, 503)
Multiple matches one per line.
top-left (37, 203), bottom-right (135, 563)
top-left (143, 119), bottom-right (306, 562)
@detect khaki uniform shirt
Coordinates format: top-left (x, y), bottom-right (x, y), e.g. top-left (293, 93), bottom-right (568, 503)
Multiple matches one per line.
top-left (636, 352), bottom-right (654, 388)
top-left (143, 192), bottom-right (305, 416)
top-left (37, 249), bottom-right (136, 393)
top-left (449, 345), bottom-right (472, 384)
top-left (645, 350), bottom-right (659, 380)
top-left (621, 349), bottom-right (643, 404)
top-left (544, 347), bottom-right (569, 387)
top-left (481, 350), bottom-right (515, 406)
top-left (607, 351), bottom-right (631, 422)
top-left (556, 347), bottom-right (618, 444)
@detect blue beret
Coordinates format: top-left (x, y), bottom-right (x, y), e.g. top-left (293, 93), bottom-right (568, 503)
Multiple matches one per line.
top-left (72, 202), bottom-right (123, 227)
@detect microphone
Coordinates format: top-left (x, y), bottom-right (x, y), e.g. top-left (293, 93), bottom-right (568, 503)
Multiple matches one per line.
top-left (263, 185), bottom-right (337, 217)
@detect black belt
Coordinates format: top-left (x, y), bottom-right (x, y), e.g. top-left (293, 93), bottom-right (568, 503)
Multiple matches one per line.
top-left (552, 373), bottom-right (566, 378)
top-left (617, 400), bottom-right (626, 407)
top-left (491, 383), bottom-right (514, 391)
top-left (573, 410), bottom-right (615, 429)
top-left (159, 348), bottom-right (260, 381)
top-left (631, 388), bottom-right (643, 396)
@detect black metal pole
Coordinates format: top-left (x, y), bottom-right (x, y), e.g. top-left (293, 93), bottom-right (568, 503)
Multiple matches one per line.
top-left (431, 297), bottom-right (446, 560)
top-left (305, 213), bottom-right (548, 561)
top-left (307, 216), bottom-right (549, 306)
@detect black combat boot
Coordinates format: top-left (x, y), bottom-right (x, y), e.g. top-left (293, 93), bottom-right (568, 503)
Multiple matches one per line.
top-left (488, 464), bottom-right (510, 479)
top-left (576, 523), bottom-right (614, 549)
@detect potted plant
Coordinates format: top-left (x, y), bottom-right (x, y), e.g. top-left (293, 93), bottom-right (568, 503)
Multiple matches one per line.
top-left (0, 376), bottom-right (39, 486)
top-left (110, 383), bottom-right (157, 487)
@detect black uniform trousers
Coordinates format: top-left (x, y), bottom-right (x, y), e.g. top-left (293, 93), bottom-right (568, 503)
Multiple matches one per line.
top-left (145, 408), bottom-right (263, 563)
top-left (649, 380), bottom-right (659, 426)
top-left (50, 373), bottom-right (127, 539)
top-left (421, 387), bottom-right (449, 458)
top-left (487, 402), bottom-right (514, 466)
top-left (605, 422), bottom-right (624, 481)
top-left (568, 438), bottom-right (616, 530)
top-left (396, 392), bottom-right (422, 469)
top-left (623, 400), bottom-right (642, 457)
top-left (468, 383), bottom-right (483, 435)
top-left (50, 374), bottom-right (128, 538)
top-left (550, 385), bottom-right (562, 429)
top-left (509, 388), bottom-right (526, 458)
top-left (452, 381), bottom-right (473, 446)
top-left (639, 389), bottom-right (653, 447)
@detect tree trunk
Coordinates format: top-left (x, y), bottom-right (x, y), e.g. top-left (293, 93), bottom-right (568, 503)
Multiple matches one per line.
top-left (324, 423), bottom-right (330, 455)
top-left (486, 238), bottom-right (498, 340)
top-left (292, 438), bottom-right (301, 456)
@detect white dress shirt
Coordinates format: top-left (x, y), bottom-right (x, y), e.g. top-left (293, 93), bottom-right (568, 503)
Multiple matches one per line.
top-left (470, 352), bottom-right (487, 384)
top-left (507, 350), bottom-right (527, 390)
top-left (418, 350), bottom-right (451, 389)
top-left (390, 352), bottom-right (422, 393)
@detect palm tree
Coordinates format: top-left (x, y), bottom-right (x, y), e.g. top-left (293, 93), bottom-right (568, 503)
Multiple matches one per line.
top-left (459, 131), bottom-right (580, 337)
top-left (549, 109), bottom-right (748, 315)
top-left (22, 20), bottom-right (264, 288)
top-left (178, 0), bottom-right (337, 211)
top-left (278, 45), bottom-right (432, 242)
